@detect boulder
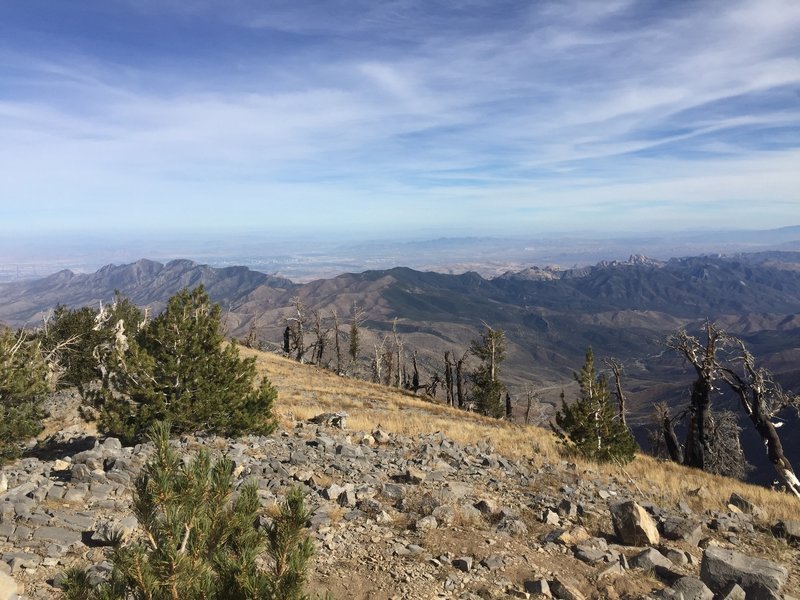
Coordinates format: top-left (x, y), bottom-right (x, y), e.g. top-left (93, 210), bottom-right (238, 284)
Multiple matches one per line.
top-left (671, 576), bottom-right (713, 600)
top-left (772, 519), bottom-right (800, 544)
top-left (661, 516), bottom-right (702, 546)
top-left (700, 546), bottom-right (788, 597)
top-left (610, 500), bottom-right (660, 546)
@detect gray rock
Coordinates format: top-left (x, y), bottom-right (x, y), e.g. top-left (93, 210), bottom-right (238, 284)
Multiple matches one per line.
top-left (474, 498), bottom-right (497, 515)
top-left (631, 548), bottom-right (684, 584)
top-left (550, 577), bottom-right (585, 600)
top-left (452, 556), bottom-right (473, 572)
top-left (631, 548), bottom-right (674, 571)
top-left (335, 443), bottom-right (362, 458)
top-left (31, 526), bottom-right (82, 545)
top-left (337, 489), bottom-right (356, 508)
top-left (610, 500), bottom-right (660, 546)
top-left (700, 546), bottom-right (788, 597)
top-left (480, 554), bottom-right (504, 571)
top-left (772, 519), bottom-right (800, 544)
top-left (495, 517), bottom-right (528, 536)
top-left (574, 547), bottom-right (610, 565)
top-left (309, 412), bottom-right (348, 428)
top-left (321, 484), bottom-right (346, 501)
top-left (718, 582), bottom-right (746, 600)
top-left (670, 576), bottom-right (713, 600)
top-left (405, 467), bottom-right (426, 484)
top-left (728, 493), bottom-right (761, 517)
top-left (662, 516), bottom-right (702, 546)
top-left (415, 515), bottom-right (438, 531)
top-left (542, 509), bottom-right (560, 525)
top-left (558, 499), bottom-right (578, 518)
top-left (524, 579), bottom-right (551, 596)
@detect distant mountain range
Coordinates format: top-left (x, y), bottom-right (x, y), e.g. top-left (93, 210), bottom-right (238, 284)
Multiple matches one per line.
top-left (3, 249), bottom-right (799, 393)
top-left (3, 251), bottom-right (800, 483)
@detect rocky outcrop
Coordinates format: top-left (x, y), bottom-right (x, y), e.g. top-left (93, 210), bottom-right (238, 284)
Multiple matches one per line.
top-left (0, 421), bottom-right (796, 600)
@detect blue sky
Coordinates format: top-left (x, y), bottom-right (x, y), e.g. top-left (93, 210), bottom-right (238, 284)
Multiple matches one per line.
top-left (1, 0), bottom-right (799, 238)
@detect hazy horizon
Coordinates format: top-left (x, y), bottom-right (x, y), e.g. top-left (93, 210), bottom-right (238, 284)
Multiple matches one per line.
top-left (2, 224), bottom-right (798, 283)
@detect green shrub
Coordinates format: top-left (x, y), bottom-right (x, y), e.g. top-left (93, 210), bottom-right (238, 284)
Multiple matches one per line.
top-left (554, 348), bottom-right (637, 464)
top-left (0, 328), bottom-right (50, 463)
top-left (61, 421), bottom-right (314, 600)
top-left (39, 295), bottom-right (143, 391)
top-left (90, 286), bottom-right (277, 443)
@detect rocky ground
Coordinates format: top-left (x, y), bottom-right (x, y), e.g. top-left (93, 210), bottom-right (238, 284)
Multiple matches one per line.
top-left (1, 412), bottom-right (799, 600)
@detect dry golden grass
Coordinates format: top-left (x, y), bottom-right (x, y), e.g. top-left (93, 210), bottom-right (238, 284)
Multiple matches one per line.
top-left (242, 347), bottom-right (800, 524)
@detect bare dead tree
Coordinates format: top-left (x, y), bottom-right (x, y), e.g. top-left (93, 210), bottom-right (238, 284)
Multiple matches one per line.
top-left (423, 372), bottom-right (441, 398)
top-left (311, 309), bottom-right (329, 366)
top-left (654, 402), bottom-right (685, 464)
top-left (371, 336), bottom-right (388, 384)
top-left (244, 319), bottom-right (258, 349)
top-left (282, 326), bottom-right (291, 355)
top-left (604, 357), bottom-right (628, 429)
top-left (285, 297), bottom-right (309, 363)
top-left (380, 339), bottom-right (393, 386)
top-left (455, 350), bottom-right (468, 409)
top-left (348, 301), bottom-right (365, 376)
top-left (704, 409), bottom-right (751, 480)
top-left (410, 350), bottom-right (420, 391)
top-left (666, 322), bottom-right (724, 471)
top-left (444, 351), bottom-right (454, 407)
top-left (524, 387), bottom-right (537, 425)
top-left (719, 339), bottom-right (800, 498)
top-left (331, 308), bottom-right (343, 375)
top-left (392, 318), bottom-right (403, 388)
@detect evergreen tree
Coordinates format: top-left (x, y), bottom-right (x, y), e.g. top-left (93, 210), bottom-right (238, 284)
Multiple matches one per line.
top-left (61, 421), bottom-right (314, 600)
top-left (91, 286), bottom-right (277, 444)
top-left (469, 325), bottom-right (507, 418)
top-left (0, 329), bottom-right (50, 463)
top-left (554, 348), bottom-right (637, 464)
top-left (39, 295), bottom-right (144, 391)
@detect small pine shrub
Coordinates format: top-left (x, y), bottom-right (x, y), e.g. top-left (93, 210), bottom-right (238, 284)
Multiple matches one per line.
top-left (61, 421), bottom-right (314, 600)
top-left (0, 328), bottom-right (50, 463)
top-left (554, 348), bottom-right (637, 464)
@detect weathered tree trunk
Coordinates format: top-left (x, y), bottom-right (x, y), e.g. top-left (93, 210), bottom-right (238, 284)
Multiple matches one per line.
top-left (331, 309), bottom-right (342, 375)
top-left (411, 351), bottom-right (420, 391)
top-left (685, 378), bottom-right (712, 469)
top-left (392, 318), bottom-right (403, 388)
top-left (282, 326), bottom-right (291, 355)
top-left (505, 392), bottom-right (512, 419)
top-left (662, 412), bottom-right (684, 463)
top-left (444, 351), bottom-right (454, 407)
top-left (455, 352), bottom-right (466, 409)
top-left (721, 348), bottom-right (800, 498)
top-left (605, 358), bottom-right (627, 428)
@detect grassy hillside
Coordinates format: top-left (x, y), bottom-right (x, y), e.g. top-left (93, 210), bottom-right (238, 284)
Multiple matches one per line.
top-left (243, 347), bottom-right (800, 524)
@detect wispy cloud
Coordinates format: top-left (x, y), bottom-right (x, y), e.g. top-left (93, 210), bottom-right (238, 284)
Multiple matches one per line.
top-left (0, 0), bottom-right (797, 234)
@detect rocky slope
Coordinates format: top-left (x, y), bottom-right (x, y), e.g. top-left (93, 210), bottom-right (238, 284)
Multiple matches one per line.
top-left (1, 384), bottom-right (799, 600)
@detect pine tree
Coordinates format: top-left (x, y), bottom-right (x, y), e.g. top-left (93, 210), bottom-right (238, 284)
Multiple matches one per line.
top-left (91, 286), bottom-right (277, 444)
top-left (469, 325), bottom-right (507, 418)
top-left (61, 421), bottom-right (314, 600)
top-left (554, 348), bottom-right (637, 464)
top-left (0, 329), bottom-right (50, 463)
top-left (39, 294), bottom-right (143, 391)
